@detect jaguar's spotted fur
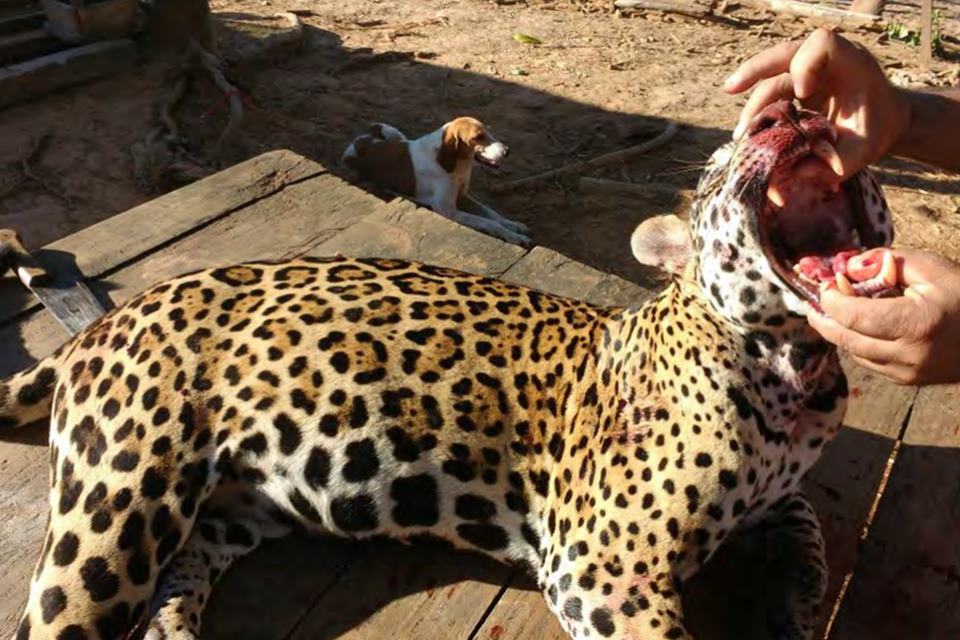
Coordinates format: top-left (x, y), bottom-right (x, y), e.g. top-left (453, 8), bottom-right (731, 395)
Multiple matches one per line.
top-left (2, 103), bottom-right (892, 640)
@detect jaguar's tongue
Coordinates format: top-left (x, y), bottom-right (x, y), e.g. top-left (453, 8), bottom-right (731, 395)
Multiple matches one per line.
top-left (795, 248), bottom-right (900, 298)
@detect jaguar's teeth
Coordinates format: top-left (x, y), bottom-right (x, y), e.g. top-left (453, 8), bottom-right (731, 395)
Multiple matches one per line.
top-left (812, 139), bottom-right (844, 176)
top-left (767, 184), bottom-right (786, 208)
top-left (850, 229), bottom-right (861, 248)
top-left (880, 250), bottom-right (898, 287)
top-left (835, 272), bottom-right (856, 296)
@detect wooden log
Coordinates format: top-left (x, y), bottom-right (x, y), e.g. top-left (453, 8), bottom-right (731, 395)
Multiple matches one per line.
top-left (614, 0), bottom-right (713, 15)
top-left (921, 0), bottom-right (934, 66)
top-left (765, 0), bottom-right (879, 23)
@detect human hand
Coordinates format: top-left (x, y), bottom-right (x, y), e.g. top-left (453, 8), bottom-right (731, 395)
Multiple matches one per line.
top-left (808, 248), bottom-right (960, 385)
top-left (723, 28), bottom-right (911, 181)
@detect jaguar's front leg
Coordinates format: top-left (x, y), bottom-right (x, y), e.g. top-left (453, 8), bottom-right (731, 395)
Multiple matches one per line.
top-left (542, 556), bottom-right (693, 639)
top-left (755, 492), bottom-right (828, 640)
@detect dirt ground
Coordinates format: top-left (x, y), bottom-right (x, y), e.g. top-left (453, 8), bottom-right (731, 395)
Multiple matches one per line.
top-left (0, 0), bottom-right (958, 290)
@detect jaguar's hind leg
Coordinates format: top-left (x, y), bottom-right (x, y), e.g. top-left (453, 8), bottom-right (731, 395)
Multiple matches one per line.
top-left (14, 452), bottom-right (205, 640)
top-left (757, 493), bottom-right (827, 640)
top-left (145, 516), bottom-right (288, 639)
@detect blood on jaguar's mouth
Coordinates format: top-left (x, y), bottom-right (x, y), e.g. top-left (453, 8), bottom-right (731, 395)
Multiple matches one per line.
top-left (749, 121), bottom-right (898, 308)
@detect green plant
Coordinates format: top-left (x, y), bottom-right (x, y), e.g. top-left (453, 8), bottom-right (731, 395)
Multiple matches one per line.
top-left (885, 9), bottom-right (945, 55)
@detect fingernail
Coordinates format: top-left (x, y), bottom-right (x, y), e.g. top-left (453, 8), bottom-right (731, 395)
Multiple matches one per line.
top-left (723, 74), bottom-right (737, 90)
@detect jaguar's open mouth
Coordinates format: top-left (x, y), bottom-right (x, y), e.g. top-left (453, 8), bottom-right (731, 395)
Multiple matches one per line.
top-left (747, 107), bottom-right (897, 307)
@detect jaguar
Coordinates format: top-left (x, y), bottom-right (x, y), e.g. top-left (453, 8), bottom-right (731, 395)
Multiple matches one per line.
top-left (1, 101), bottom-right (893, 640)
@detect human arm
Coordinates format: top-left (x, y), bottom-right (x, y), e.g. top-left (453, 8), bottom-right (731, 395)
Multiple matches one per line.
top-left (724, 28), bottom-right (960, 177)
top-left (891, 88), bottom-right (960, 172)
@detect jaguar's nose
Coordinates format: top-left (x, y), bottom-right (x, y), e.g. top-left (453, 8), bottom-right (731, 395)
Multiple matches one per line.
top-left (746, 100), bottom-right (800, 137)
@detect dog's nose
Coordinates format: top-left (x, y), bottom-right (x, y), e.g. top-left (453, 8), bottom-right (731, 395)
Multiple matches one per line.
top-left (746, 100), bottom-right (800, 137)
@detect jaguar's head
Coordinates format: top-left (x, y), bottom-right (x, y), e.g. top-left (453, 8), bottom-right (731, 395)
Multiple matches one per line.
top-left (632, 101), bottom-right (895, 328)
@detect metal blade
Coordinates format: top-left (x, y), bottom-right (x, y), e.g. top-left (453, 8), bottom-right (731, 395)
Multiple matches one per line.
top-left (26, 269), bottom-right (106, 336)
top-left (1, 229), bottom-right (109, 335)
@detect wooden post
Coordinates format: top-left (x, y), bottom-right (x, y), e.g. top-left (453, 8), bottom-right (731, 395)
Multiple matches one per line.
top-left (921, 0), bottom-right (934, 66)
top-left (849, 0), bottom-right (885, 16)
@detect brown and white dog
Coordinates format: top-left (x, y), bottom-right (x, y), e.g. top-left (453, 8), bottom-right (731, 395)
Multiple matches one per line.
top-left (341, 117), bottom-right (531, 246)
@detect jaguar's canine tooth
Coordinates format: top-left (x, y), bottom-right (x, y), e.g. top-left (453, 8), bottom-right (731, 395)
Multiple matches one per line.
top-left (767, 184), bottom-right (786, 208)
top-left (811, 139), bottom-right (844, 176)
top-left (880, 250), bottom-right (898, 287)
top-left (835, 272), bottom-right (856, 296)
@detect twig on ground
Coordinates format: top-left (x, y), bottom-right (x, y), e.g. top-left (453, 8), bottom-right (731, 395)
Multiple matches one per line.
top-left (578, 176), bottom-right (681, 200)
top-left (614, 0), bottom-right (758, 27)
top-left (0, 175), bottom-right (25, 202)
top-left (132, 29), bottom-right (248, 191)
top-left (343, 17), bottom-right (449, 31)
top-left (188, 41), bottom-right (244, 158)
top-left (158, 75), bottom-right (189, 144)
top-left (763, 0), bottom-right (879, 24)
top-left (339, 50), bottom-right (416, 72)
top-left (0, 134), bottom-right (76, 206)
top-left (491, 121), bottom-right (680, 194)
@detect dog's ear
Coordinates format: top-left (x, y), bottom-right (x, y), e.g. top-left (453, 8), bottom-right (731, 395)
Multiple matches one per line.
top-left (630, 214), bottom-right (692, 274)
top-left (437, 140), bottom-right (457, 173)
top-left (437, 132), bottom-right (466, 173)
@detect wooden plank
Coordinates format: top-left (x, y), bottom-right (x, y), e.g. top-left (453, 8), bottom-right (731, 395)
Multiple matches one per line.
top-left (586, 271), bottom-right (655, 309)
top-left (0, 9), bottom-right (43, 36)
top-left (289, 541), bottom-right (510, 640)
top-left (804, 364), bottom-right (917, 635)
top-left (0, 39), bottom-right (134, 110)
top-left (0, 28), bottom-right (60, 65)
top-left (0, 149), bottom-right (326, 326)
top-left (499, 246), bottom-right (605, 300)
top-left (203, 535), bottom-right (362, 639)
top-left (829, 382), bottom-right (960, 640)
top-left (473, 576), bottom-right (567, 640)
top-left (0, 168), bottom-right (383, 636)
top-left (308, 200), bottom-right (528, 276)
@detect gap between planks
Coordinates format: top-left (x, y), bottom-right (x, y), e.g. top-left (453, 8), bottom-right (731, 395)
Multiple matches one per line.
top-left (822, 396), bottom-right (917, 639)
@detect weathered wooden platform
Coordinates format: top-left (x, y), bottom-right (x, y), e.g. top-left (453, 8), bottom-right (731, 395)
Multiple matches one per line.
top-left (0, 150), bottom-right (956, 639)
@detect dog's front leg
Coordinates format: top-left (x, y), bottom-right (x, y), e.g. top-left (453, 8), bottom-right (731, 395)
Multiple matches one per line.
top-left (444, 208), bottom-right (532, 247)
top-left (460, 194), bottom-right (531, 235)
top-left (429, 189), bottom-right (531, 247)
top-left (435, 207), bottom-right (533, 247)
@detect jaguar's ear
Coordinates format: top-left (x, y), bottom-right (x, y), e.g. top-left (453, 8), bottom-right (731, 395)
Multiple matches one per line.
top-left (630, 214), bottom-right (692, 275)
